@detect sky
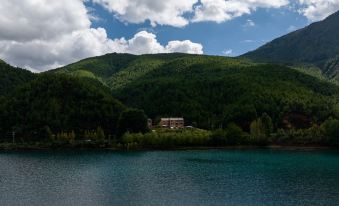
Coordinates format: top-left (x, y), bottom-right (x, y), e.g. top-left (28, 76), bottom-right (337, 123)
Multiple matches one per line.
top-left (0, 0), bottom-right (339, 72)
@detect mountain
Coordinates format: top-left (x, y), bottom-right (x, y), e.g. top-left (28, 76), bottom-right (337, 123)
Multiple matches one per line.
top-left (0, 60), bottom-right (35, 95)
top-left (51, 53), bottom-right (339, 130)
top-left (0, 74), bottom-right (127, 141)
top-left (243, 11), bottom-right (339, 78)
top-left (51, 53), bottom-right (196, 90)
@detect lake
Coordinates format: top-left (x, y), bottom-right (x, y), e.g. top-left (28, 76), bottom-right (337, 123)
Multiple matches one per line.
top-left (1, 149), bottom-right (339, 206)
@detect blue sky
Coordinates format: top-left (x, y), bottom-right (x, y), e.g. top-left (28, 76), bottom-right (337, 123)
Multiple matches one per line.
top-left (86, 1), bottom-right (308, 57)
top-left (0, 0), bottom-right (338, 71)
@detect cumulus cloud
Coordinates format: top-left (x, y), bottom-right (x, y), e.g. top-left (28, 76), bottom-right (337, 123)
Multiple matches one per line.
top-left (115, 31), bottom-right (203, 55)
top-left (298, 0), bottom-right (339, 21)
top-left (222, 49), bottom-right (234, 56)
top-left (193, 0), bottom-right (289, 23)
top-left (166, 40), bottom-right (203, 54)
top-left (0, 28), bottom-right (121, 71)
top-left (2, 0), bottom-right (337, 71)
top-left (0, 29), bottom-right (203, 71)
top-left (0, 0), bottom-right (90, 42)
top-left (0, 0), bottom-right (203, 72)
top-left (124, 31), bottom-right (165, 54)
top-left (91, 0), bottom-right (198, 27)
top-left (92, 0), bottom-right (339, 25)
top-left (92, 0), bottom-right (290, 26)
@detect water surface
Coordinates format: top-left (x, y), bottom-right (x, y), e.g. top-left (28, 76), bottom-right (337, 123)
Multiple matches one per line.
top-left (1, 149), bottom-right (339, 206)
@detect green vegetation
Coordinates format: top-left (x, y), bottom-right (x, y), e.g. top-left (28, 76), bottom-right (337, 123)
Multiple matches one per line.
top-left (1, 52), bottom-right (339, 149)
top-left (243, 11), bottom-right (339, 80)
top-left (122, 117), bottom-right (339, 149)
top-left (1, 5), bottom-right (339, 151)
top-left (113, 60), bottom-right (339, 132)
top-left (122, 128), bottom-right (212, 149)
top-left (0, 74), bottom-right (129, 144)
top-left (321, 118), bottom-right (339, 146)
top-left (46, 53), bottom-right (339, 148)
top-left (117, 109), bottom-right (150, 137)
top-left (52, 53), bottom-right (191, 90)
top-left (52, 53), bottom-right (137, 78)
top-left (250, 113), bottom-right (274, 144)
top-left (0, 60), bottom-right (35, 95)
top-left (294, 67), bottom-right (327, 81)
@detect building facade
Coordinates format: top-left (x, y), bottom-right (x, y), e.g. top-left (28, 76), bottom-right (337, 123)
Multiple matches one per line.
top-left (148, 119), bottom-right (153, 129)
top-left (160, 118), bottom-right (184, 129)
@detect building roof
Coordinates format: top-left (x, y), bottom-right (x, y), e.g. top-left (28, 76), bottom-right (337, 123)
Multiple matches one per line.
top-left (161, 117), bottom-right (184, 121)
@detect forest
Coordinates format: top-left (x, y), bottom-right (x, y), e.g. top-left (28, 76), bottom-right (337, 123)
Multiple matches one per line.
top-left (0, 73), bottom-right (149, 148)
top-left (0, 53), bottom-right (339, 149)
top-left (243, 10), bottom-right (339, 80)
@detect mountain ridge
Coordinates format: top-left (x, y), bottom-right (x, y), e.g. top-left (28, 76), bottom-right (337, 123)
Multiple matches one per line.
top-left (243, 10), bottom-right (339, 78)
top-left (49, 53), bottom-right (339, 130)
top-left (0, 59), bottom-right (35, 95)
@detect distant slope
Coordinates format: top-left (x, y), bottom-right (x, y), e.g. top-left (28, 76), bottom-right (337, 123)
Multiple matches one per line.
top-left (0, 60), bottom-right (35, 95)
top-left (51, 53), bottom-right (211, 90)
top-left (0, 74), bottom-right (126, 140)
top-left (113, 61), bottom-right (339, 130)
top-left (52, 53), bottom-right (339, 130)
top-left (243, 10), bottom-right (339, 78)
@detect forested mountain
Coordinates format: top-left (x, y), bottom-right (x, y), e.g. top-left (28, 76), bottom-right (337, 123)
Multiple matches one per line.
top-left (51, 53), bottom-right (339, 131)
top-left (0, 74), bottom-right (128, 141)
top-left (1, 7), bottom-right (339, 146)
top-left (0, 53), bottom-right (338, 145)
top-left (243, 10), bottom-right (339, 79)
top-left (52, 53), bottom-right (210, 90)
top-left (0, 60), bottom-right (35, 95)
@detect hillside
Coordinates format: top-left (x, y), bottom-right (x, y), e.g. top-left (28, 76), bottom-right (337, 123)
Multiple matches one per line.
top-left (51, 53), bottom-right (339, 131)
top-left (243, 10), bottom-right (339, 79)
top-left (0, 74), bottom-right (128, 141)
top-left (0, 60), bottom-right (35, 95)
top-left (51, 53), bottom-right (231, 90)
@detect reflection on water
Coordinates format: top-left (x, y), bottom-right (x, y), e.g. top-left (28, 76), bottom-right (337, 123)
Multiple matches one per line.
top-left (0, 149), bottom-right (339, 206)
top-left (184, 157), bottom-right (246, 164)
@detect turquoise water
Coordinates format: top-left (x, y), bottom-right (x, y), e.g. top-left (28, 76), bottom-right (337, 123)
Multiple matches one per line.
top-left (1, 149), bottom-right (339, 206)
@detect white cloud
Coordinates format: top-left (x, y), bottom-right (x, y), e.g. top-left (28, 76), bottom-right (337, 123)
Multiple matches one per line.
top-left (0, 0), bottom-right (90, 42)
top-left (0, 29), bottom-right (203, 71)
top-left (2, 0), bottom-right (337, 72)
top-left (298, 0), bottom-right (339, 21)
top-left (244, 19), bottom-right (256, 27)
top-left (92, 0), bottom-right (290, 26)
top-left (0, 0), bottom-right (203, 72)
top-left (91, 0), bottom-right (198, 27)
top-left (241, 40), bottom-right (256, 43)
top-left (222, 49), bottom-right (234, 56)
top-left (192, 0), bottom-right (289, 23)
top-left (0, 28), bottom-right (122, 71)
top-left (118, 31), bottom-right (203, 55)
top-left (166, 40), bottom-right (203, 54)
top-left (124, 31), bottom-right (165, 54)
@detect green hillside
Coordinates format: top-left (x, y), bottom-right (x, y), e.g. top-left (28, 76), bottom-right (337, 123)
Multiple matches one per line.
top-left (0, 74), bottom-right (128, 142)
top-left (52, 53), bottom-right (213, 90)
top-left (243, 10), bottom-right (339, 79)
top-left (51, 53), bottom-right (339, 132)
top-left (0, 60), bottom-right (35, 95)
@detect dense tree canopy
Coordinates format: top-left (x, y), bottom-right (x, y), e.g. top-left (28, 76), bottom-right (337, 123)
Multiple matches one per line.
top-left (0, 60), bottom-right (35, 96)
top-left (1, 53), bottom-right (339, 147)
top-left (0, 74), bottom-right (127, 141)
top-left (243, 10), bottom-right (339, 80)
top-left (50, 53), bottom-right (339, 132)
top-left (117, 109), bottom-right (149, 137)
top-left (113, 60), bottom-right (339, 131)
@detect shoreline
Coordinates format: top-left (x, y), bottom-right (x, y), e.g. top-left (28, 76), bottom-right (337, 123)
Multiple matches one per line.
top-left (0, 143), bottom-right (334, 152)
